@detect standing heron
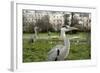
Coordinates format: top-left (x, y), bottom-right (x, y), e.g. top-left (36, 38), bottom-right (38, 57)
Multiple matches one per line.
top-left (48, 25), bottom-right (77, 61)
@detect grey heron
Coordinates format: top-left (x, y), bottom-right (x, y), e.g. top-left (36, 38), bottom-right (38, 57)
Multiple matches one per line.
top-left (48, 25), bottom-right (77, 61)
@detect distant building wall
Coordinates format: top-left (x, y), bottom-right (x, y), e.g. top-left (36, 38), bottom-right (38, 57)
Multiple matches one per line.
top-left (23, 10), bottom-right (91, 32)
top-left (49, 13), bottom-right (64, 31)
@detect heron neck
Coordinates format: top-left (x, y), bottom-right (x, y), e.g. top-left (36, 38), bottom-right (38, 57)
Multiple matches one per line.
top-left (63, 37), bottom-right (69, 46)
top-left (60, 30), bottom-right (69, 46)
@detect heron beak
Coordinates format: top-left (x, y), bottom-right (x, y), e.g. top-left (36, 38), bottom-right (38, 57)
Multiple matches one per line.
top-left (68, 27), bottom-right (78, 30)
top-left (66, 26), bottom-right (78, 31)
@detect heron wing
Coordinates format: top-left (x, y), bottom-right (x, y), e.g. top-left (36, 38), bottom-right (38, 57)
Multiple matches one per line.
top-left (48, 45), bottom-right (63, 61)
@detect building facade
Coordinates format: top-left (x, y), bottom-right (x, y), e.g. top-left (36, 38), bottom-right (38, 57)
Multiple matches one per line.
top-left (49, 12), bottom-right (64, 31)
top-left (23, 10), bottom-right (91, 32)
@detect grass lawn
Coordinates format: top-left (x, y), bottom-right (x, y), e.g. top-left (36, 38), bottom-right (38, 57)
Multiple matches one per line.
top-left (23, 32), bottom-right (91, 62)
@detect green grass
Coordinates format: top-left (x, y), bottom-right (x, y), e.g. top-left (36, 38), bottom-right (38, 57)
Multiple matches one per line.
top-left (66, 41), bottom-right (91, 60)
top-left (23, 32), bottom-right (91, 62)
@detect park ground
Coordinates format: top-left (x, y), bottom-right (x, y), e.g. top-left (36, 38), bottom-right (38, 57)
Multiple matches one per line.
top-left (23, 32), bottom-right (91, 62)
